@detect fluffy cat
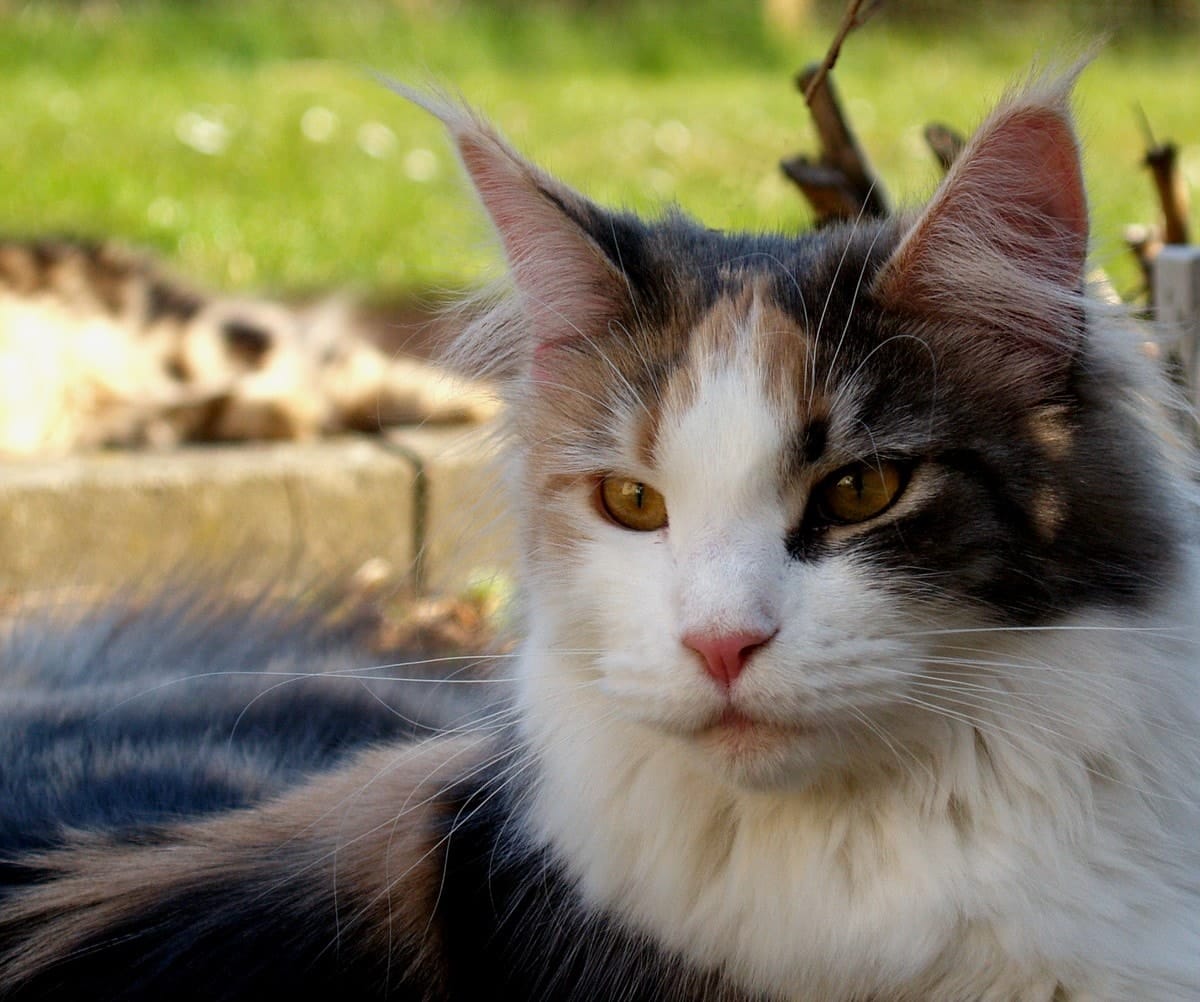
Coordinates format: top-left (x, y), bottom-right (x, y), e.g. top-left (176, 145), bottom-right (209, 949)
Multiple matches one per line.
top-left (0, 239), bottom-right (495, 456)
top-left (1, 65), bottom-right (1198, 1000)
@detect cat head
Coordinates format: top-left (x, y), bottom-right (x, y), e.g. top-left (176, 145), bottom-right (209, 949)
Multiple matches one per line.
top-left (416, 71), bottom-right (1182, 789)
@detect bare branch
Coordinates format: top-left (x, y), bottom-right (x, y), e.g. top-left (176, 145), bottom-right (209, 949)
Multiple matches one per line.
top-left (923, 123), bottom-right (966, 173)
top-left (779, 0), bottom-right (887, 225)
top-left (784, 63), bottom-right (888, 223)
top-left (802, 0), bottom-right (884, 105)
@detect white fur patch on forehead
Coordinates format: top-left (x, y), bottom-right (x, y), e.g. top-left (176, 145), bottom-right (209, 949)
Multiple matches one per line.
top-left (655, 324), bottom-right (788, 534)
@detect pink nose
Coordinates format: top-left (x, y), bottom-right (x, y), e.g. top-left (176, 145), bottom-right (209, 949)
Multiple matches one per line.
top-left (682, 629), bottom-right (776, 688)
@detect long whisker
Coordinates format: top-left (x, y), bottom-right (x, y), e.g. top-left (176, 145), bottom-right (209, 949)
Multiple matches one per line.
top-left (822, 217), bottom-right (890, 400)
top-left (894, 624), bottom-right (1191, 639)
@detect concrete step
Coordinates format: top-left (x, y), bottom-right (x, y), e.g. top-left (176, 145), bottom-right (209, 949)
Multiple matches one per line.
top-left (0, 425), bottom-right (515, 604)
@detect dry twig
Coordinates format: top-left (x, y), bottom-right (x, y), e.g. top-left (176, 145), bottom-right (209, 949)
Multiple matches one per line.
top-left (1136, 103), bottom-right (1190, 246)
top-left (1125, 105), bottom-right (1192, 309)
top-left (780, 0), bottom-right (889, 225)
top-left (923, 123), bottom-right (966, 173)
top-left (803, 0), bottom-right (886, 104)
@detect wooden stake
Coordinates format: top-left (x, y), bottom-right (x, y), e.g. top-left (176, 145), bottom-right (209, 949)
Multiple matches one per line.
top-left (782, 64), bottom-right (888, 223)
top-left (923, 123), bottom-right (965, 173)
top-left (1136, 104), bottom-right (1190, 246)
top-left (1146, 143), bottom-right (1191, 245)
top-left (802, 0), bottom-right (884, 105)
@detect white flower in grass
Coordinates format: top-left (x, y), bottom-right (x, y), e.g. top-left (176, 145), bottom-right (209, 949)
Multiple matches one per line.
top-left (619, 117), bottom-right (655, 154)
top-left (357, 121), bottom-right (398, 159)
top-left (654, 120), bottom-right (691, 157)
top-left (48, 90), bottom-right (80, 124)
top-left (402, 148), bottom-right (439, 182)
top-left (227, 250), bottom-right (256, 285)
top-left (176, 111), bottom-right (230, 156)
top-left (147, 197), bottom-right (183, 228)
top-left (301, 106), bottom-right (338, 143)
top-left (646, 168), bottom-right (675, 197)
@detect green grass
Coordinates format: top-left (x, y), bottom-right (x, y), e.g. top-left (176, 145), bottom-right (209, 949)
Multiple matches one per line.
top-left (0, 1), bottom-right (1196, 299)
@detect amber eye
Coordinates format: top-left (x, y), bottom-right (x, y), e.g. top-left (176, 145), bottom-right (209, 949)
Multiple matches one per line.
top-left (815, 460), bottom-right (906, 525)
top-left (598, 477), bottom-right (668, 532)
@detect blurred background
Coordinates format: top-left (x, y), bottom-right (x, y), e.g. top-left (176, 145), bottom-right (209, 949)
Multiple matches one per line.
top-left (3, 0), bottom-right (1198, 307)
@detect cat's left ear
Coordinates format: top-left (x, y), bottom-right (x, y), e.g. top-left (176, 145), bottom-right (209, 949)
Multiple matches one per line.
top-left (872, 68), bottom-right (1089, 371)
top-left (395, 85), bottom-right (632, 375)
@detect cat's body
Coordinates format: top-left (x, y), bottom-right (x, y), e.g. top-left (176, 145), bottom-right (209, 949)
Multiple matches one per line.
top-left (0, 68), bottom-right (1198, 1000)
top-left (0, 238), bottom-right (495, 456)
top-left (0, 590), bottom-right (495, 854)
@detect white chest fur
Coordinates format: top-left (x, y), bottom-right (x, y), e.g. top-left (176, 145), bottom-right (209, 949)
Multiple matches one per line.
top-left (519, 608), bottom-right (1200, 1002)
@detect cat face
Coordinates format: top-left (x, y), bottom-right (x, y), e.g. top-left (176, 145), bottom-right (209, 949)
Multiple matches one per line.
top-left (420, 76), bottom-right (1179, 789)
top-left (527, 275), bottom-right (944, 788)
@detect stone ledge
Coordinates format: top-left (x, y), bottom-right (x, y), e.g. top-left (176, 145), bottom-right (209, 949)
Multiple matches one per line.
top-left (0, 425), bottom-right (515, 600)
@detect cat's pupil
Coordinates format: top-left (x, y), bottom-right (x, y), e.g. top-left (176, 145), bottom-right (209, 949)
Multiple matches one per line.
top-left (815, 460), bottom-right (905, 526)
top-left (598, 477), bottom-right (668, 531)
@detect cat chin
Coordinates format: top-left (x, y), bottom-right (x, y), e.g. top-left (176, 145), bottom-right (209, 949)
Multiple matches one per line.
top-left (689, 735), bottom-right (829, 791)
top-left (646, 709), bottom-right (859, 792)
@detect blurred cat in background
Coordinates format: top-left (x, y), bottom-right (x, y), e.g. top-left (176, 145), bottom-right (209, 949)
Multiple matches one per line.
top-left (0, 238), bottom-right (496, 456)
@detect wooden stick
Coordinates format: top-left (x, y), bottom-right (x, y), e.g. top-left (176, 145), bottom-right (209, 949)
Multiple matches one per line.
top-left (779, 0), bottom-right (887, 225)
top-left (923, 123), bottom-right (966, 173)
top-left (1145, 144), bottom-right (1191, 245)
top-left (803, 0), bottom-right (884, 105)
top-left (788, 64), bottom-right (888, 222)
top-left (779, 156), bottom-right (864, 221)
top-left (1136, 104), bottom-right (1190, 245)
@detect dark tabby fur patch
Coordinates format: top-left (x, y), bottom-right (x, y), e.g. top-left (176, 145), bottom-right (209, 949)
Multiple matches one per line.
top-left (0, 746), bottom-right (755, 1001)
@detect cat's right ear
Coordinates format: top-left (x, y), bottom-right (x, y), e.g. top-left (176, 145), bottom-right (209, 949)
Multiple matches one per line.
top-left (394, 85), bottom-right (632, 377)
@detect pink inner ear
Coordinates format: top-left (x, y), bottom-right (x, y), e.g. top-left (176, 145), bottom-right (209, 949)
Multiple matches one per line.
top-left (889, 104), bottom-right (1088, 297)
top-left (873, 88), bottom-right (1090, 371)
top-left (1020, 109), bottom-right (1088, 239)
top-left (455, 131), bottom-right (625, 364)
top-left (967, 108), bottom-right (1088, 288)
